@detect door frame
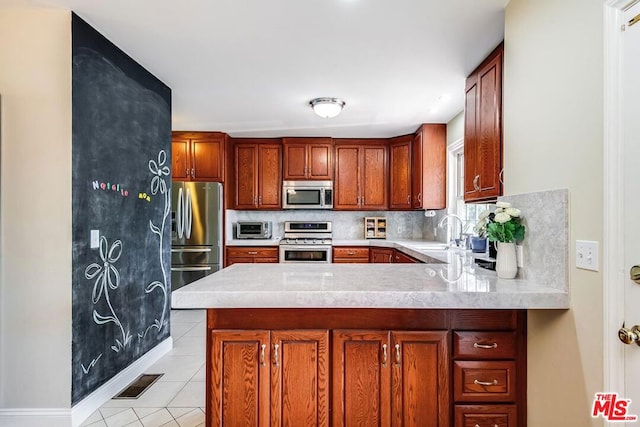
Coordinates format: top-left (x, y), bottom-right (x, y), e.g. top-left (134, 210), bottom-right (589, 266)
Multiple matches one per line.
top-left (603, 0), bottom-right (636, 404)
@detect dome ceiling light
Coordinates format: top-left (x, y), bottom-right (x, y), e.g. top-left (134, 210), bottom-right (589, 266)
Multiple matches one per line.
top-left (309, 97), bottom-right (346, 119)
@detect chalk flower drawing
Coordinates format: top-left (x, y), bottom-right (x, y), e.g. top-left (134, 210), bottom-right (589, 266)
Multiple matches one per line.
top-left (81, 353), bottom-right (103, 375)
top-left (140, 149), bottom-right (171, 338)
top-left (85, 236), bottom-right (132, 352)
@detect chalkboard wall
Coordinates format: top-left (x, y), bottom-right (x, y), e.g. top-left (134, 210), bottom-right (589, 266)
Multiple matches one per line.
top-left (71, 14), bottom-right (172, 404)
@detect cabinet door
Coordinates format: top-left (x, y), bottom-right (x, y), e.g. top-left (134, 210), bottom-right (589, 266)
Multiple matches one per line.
top-left (191, 135), bottom-right (225, 181)
top-left (308, 140), bottom-right (333, 180)
top-left (172, 138), bottom-right (190, 181)
top-left (370, 247), bottom-right (393, 263)
top-left (464, 76), bottom-right (480, 200)
top-left (282, 141), bottom-right (308, 180)
top-left (210, 330), bottom-right (270, 427)
top-left (258, 144), bottom-right (282, 209)
top-left (361, 145), bottom-right (388, 210)
top-left (334, 145), bottom-right (360, 210)
top-left (389, 137), bottom-right (412, 210)
top-left (393, 250), bottom-right (420, 264)
top-left (475, 52), bottom-right (502, 200)
top-left (271, 330), bottom-right (330, 427)
top-left (420, 125), bottom-right (447, 209)
top-left (391, 331), bottom-right (450, 427)
top-left (234, 144), bottom-right (258, 209)
top-left (411, 131), bottom-right (423, 208)
top-left (332, 330), bottom-right (391, 427)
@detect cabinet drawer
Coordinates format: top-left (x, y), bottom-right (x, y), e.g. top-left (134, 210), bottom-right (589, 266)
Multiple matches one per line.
top-left (454, 332), bottom-right (517, 359)
top-left (333, 247), bottom-right (370, 259)
top-left (226, 246), bottom-right (278, 258)
top-left (455, 405), bottom-right (517, 427)
top-left (454, 361), bottom-right (516, 402)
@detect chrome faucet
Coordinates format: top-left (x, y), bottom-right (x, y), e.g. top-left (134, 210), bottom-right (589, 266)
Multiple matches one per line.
top-left (438, 214), bottom-right (464, 248)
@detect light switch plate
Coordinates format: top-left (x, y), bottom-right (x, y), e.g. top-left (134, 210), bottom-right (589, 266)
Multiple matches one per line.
top-left (576, 240), bottom-right (599, 271)
top-left (90, 230), bottom-right (100, 249)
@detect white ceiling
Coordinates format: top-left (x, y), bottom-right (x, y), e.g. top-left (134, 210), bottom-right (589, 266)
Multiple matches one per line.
top-left (13, 0), bottom-right (507, 138)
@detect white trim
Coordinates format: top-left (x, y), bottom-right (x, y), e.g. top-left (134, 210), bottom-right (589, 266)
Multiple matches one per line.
top-left (0, 338), bottom-right (172, 427)
top-left (603, 0), bottom-right (626, 411)
top-left (447, 137), bottom-right (464, 216)
top-left (70, 337), bottom-right (172, 427)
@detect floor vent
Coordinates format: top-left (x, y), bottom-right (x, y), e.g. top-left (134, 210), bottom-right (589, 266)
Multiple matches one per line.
top-left (114, 374), bottom-right (163, 399)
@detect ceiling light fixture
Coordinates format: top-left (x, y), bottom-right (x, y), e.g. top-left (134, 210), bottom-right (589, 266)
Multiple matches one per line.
top-left (310, 97), bottom-right (345, 118)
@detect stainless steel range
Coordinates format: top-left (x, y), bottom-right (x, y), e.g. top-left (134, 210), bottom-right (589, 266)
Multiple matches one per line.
top-left (279, 221), bottom-right (332, 263)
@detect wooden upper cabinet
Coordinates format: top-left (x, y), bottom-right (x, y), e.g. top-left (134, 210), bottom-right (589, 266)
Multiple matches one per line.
top-left (283, 137), bottom-right (333, 180)
top-left (231, 140), bottom-right (282, 210)
top-left (389, 135), bottom-right (412, 210)
top-left (334, 139), bottom-right (388, 210)
top-left (171, 132), bottom-right (225, 182)
top-left (271, 330), bottom-right (330, 427)
top-left (413, 124), bottom-right (447, 210)
top-left (464, 43), bottom-right (503, 202)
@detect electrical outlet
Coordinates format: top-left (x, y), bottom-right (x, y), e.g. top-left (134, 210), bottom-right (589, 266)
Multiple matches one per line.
top-left (516, 245), bottom-right (524, 268)
top-left (576, 240), bottom-right (599, 271)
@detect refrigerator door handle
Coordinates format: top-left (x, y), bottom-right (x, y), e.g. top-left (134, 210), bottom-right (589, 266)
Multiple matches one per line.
top-left (176, 187), bottom-right (184, 239)
top-left (171, 266), bottom-right (213, 272)
top-left (185, 187), bottom-right (193, 239)
top-left (171, 248), bottom-right (212, 253)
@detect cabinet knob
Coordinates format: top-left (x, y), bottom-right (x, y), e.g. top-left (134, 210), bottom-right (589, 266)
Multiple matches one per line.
top-left (260, 344), bottom-right (266, 367)
top-left (406, 195), bottom-right (410, 204)
top-left (191, 168), bottom-right (195, 178)
top-left (499, 168), bottom-right (504, 185)
top-left (394, 343), bottom-right (401, 365)
top-left (273, 343), bottom-right (280, 367)
top-left (381, 344), bottom-right (388, 367)
top-left (473, 175), bottom-right (480, 191)
top-left (417, 193), bottom-right (422, 203)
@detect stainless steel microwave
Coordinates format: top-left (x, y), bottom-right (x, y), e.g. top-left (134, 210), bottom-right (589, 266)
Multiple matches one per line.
top-left (282, 180), bottom-right (333, 209)
top-left (236, 221), bottom-right (272, 239)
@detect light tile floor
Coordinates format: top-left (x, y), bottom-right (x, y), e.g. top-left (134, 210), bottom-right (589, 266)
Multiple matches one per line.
top-left (81, 310), bottom-right (206, 427)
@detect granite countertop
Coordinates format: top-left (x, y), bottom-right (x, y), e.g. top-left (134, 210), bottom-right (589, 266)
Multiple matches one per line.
top-left (172, 258), bottom-right (570, 310)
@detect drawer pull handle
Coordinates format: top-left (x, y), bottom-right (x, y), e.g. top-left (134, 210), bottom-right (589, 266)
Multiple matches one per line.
top-left (474, 425), bottom-right (498, 427)
top-left (394, 343), bottom-right (401, 365)
top-left (347, 251), bottom-right (355, 255)
top-left (247, 251), bottom-right (258, 255)
top-left (260, 344), bottom-right (266, 367)
top-left (473, 342), bottom-right (498, 349)
top-left (473, 379), bottom-right (498, 387)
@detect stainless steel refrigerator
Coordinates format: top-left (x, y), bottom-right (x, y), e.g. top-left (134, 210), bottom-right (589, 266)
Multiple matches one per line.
top-left (171, 181), bottom-right (222, 293)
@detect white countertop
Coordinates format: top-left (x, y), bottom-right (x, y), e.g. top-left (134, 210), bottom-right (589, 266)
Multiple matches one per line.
top-left (172, 258), bottom-right (570, 310)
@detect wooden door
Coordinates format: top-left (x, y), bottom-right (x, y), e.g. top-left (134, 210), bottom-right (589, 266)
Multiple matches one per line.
top-left (191, 135), bottom-right (225, 181)
top-left (370, 247), bottom-right (393, 263)
top-left (332, 330), bottom-right (391, 427)
top-left (334, 145), bottom-right (360, 210)
top-left (475, 49), bottom-right (502, 200)
top-left (393, 250), bottom-right (420, 264)
top-left (391, 331), bottom-right (450, 427)
top-left (389, 136), bottom-right (412, 210)
top-left (271, 330), bottom-right (330, 427)
top-left (210, 330), bottom-right (270, 427)
top-left (234, 144), bottom-right (258, 209)
top-left (308, 140), bottom-right (333, 180)
top-left (361, 144), bottom-right (388, 210)
top-left (257, 144), bottom-right (282, 209)
top-left (172, 138), bottom-right (190, 181)
top-left (411, 131), bottom-right (423, 208)
top-left (282, 141), bottom-right (308, 180)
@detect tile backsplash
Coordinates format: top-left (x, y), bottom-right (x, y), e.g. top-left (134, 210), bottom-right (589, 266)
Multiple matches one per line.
top-left (227, 210), bottom-right (427, 240)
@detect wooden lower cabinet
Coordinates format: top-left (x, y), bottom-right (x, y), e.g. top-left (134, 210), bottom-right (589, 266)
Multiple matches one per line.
top-left (370, 247), bottom-right (394, 263)
top-left (206, 309), bottom-right (526, 427)
top-left (225, 246), bottom-right (278, 267)
top-left (332, 330), bottom-right (449, 427)
top-left (333, 246), bottom-right (370, 263)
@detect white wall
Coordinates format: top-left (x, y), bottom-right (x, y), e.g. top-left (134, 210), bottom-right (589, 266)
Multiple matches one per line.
top-left (0, 6), bottom-right (72, 418)
top-left (446, 110), bottom-right (464, 146)
top-left (504, 0), bottom-right (603, 425)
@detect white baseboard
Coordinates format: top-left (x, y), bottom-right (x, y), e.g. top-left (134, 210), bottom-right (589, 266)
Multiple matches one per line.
top-left (0, 338), bottom-right (173, 427)
top-left (71, 337), bottom-right (173, 426)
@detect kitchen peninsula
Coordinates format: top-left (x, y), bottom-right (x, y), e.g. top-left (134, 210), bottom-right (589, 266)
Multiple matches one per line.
top-left (173, 248), bottom-right (568, 427)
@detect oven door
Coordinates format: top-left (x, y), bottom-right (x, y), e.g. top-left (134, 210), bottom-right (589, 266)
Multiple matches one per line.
top-left (279, 245), bottom-right (332, 263)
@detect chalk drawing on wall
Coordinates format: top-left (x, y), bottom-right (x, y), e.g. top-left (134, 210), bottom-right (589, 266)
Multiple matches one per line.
top-left (139, 150), bottom-right (171, 339)
top-left (81, 353), bottom-right (103, 375)
top-left (85, 236), bottom-right (132, 352)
